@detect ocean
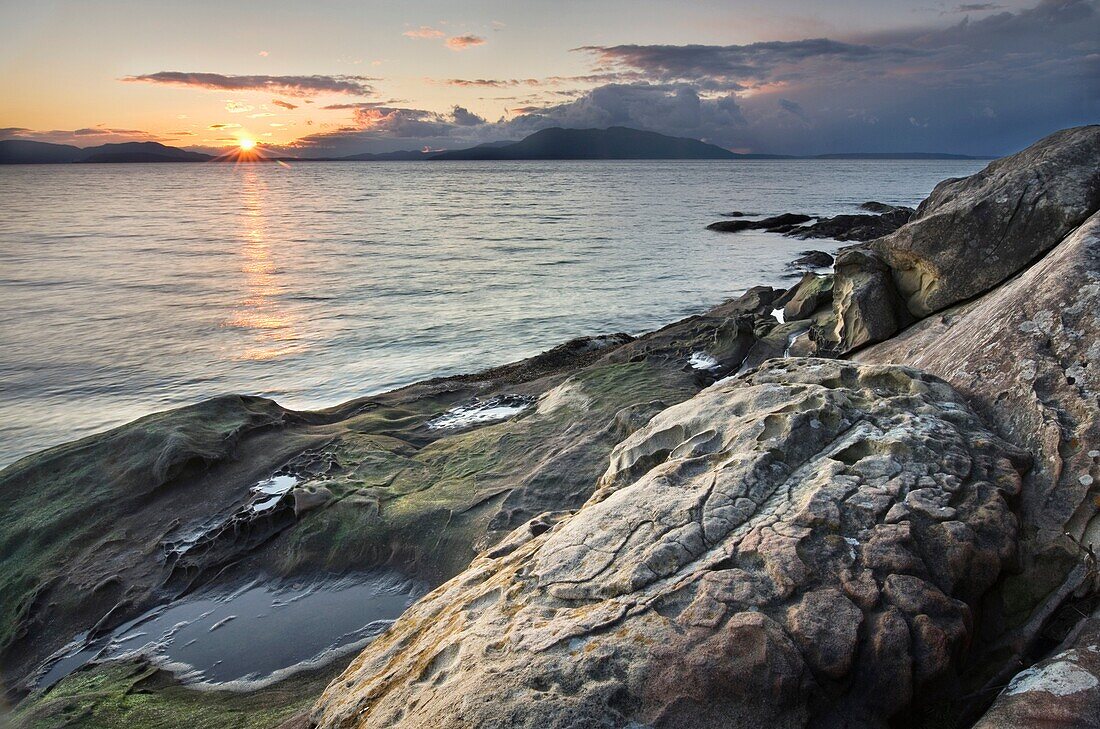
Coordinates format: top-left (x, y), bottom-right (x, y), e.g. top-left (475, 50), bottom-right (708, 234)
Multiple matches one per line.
top-left (0, 159), bottom-right (986, 466)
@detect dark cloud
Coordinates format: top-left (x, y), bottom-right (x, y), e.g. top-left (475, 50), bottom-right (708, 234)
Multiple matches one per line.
top-left (122, 72), bottom-right (375, 96)
top-left (274, 0), bottom-right (1099, 157)
top-left (451, 106), bottom-right (487, 126)
top-left (272, 99), bottom-right (298, 109)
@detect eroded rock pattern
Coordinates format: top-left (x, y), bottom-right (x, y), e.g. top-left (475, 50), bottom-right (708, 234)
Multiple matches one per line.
top-left (311, 359), bottom-right (1028, 729)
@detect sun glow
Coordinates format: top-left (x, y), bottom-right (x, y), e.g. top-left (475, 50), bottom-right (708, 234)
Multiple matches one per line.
top-left (238, 138), bottom-right (257, 151)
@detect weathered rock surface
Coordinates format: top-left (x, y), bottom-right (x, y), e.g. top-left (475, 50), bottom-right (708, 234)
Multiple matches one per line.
top-left (857, 213), bottom-right (1100, 707)
top-left (311, 359), bottom-right (1029, 729)
top-left (790, 250), bottom-right (834, 269)
top-left (775, 273), bottom-right (834, 322)
top-left (973, 606), bottom-right (1100, 729)
top-left (873, 125), bottom-right (1099, 317)
top-left (831, 125), bottom-right (1100, 349)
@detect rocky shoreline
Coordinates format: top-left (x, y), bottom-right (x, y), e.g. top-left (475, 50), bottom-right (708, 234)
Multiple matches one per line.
top-left (3, 125), bottom-right (1098, 729)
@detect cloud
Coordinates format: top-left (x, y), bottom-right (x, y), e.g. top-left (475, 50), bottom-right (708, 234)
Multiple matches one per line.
top-left (949, 3), bottom-right (1005, 12)
top-left (446, 35), bottom-right (486, 51)
top-left (225, 101), bottom-right (253, 113)
top-left (263, 0), bottom-right (1100, 157)
top-left (451, 105), bottom-right (487, 126)
top-left (208, 123), bottom-right (241, 129)
top-left (0, 126), bottom-right (163, 145)
top-left (258, 50), bottom-right (269, 57)
top-left (122, 72), bottom-right (375, 96)
top-left (403, 26), bottom-right (445, 39)
top-left (272, 99), bottom-right (298, 109)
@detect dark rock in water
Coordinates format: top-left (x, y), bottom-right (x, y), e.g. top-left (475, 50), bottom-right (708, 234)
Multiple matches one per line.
top-left (790, 208), bottom-right (912, 242)
top-left (707, 212), bottom-right (811, 233)
top-left (790, 250), bottom-right (834, 268)
top-left (310, 359), bottom-right (1028, 729)
top-left (719, 211), bottom-right (746, 217)
top-left (859, 201), bottom-right (909, 214)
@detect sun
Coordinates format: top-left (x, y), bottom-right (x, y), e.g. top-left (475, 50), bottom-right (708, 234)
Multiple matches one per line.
top-left (239, 138), bottom-right (256, 151)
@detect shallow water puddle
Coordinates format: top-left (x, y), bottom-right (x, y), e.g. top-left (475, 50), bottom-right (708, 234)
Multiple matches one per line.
top-left (35, 571), bottom-right (425, 691)
top-left (426, 394), bottom-right (534, 429)
top-left (249, 474), bottom-right (298, 513)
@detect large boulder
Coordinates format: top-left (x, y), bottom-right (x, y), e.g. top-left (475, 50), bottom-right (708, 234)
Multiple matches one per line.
top-left (857, 213), bottom-right (1100, 707)
top-left (831, 125), bottom-right (1100, 350)
top-left (873, 125), bottom-right (1100, 317)
top-left (311, 359), bottom-right (1028, 729)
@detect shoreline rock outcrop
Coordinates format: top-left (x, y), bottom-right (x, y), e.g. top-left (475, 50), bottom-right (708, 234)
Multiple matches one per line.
top-left (310, 359), bottom-right (1029, 729)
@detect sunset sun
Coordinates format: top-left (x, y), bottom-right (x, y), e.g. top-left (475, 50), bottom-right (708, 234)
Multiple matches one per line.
top-left (238, 138), bottom-right (256, 151)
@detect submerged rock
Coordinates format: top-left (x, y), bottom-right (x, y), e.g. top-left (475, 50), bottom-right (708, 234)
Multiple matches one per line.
top-left (311, 359), bottom-right (1028, 729)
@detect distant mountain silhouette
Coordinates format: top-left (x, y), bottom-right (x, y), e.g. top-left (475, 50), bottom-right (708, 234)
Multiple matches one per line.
top-left (0, 140), bottom-right (211, 164)
top-left (428, 127), bottom-right (745, 160)
top-left (0, 129), bottom-right (989, 164)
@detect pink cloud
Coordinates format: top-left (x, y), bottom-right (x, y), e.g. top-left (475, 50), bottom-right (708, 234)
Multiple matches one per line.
top-left (403, 26), bottom-right (445, 39)
top-left (446, 35), bottom-right (486, 51)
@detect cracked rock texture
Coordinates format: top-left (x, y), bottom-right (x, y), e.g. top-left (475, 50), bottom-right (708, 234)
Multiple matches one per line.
top-left (311, 359), bottom-right (1028, 729)
top-left (858, 212), bottom-right (1100, 578)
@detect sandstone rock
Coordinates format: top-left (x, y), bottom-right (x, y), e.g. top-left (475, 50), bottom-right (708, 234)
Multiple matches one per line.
top-left (870, 125), bottom-right (1100, 317)
top-left (831, 249), bottom-right (911, 351)
top-left (858, 212), bottom-right (1100, 558)
top-left (311, 359), bottom-right (1028, 729)
top-left (776, 273), bottom-right (834, 322)
top-left (973, 608), bottom-right (1100, 729)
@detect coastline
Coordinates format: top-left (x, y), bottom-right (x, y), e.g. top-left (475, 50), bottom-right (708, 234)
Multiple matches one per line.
top-left (4, 125), bottom-right (1099, 729)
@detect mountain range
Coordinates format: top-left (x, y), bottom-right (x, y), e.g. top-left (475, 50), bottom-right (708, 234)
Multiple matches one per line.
top-left (0, 127), bottom-right (987, 164)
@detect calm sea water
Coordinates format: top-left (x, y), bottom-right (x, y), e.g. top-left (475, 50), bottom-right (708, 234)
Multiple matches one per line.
top-left (0, 159), bottom-right (985, 466)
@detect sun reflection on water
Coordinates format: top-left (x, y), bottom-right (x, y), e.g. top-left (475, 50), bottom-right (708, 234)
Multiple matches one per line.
top-left (226, 167), bottom-right (302, 361)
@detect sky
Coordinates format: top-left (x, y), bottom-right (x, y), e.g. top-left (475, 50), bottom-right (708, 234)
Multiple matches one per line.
top-left (0, 0), bottom-right (1096, 156)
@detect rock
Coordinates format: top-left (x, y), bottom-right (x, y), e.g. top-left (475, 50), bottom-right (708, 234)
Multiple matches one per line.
top-left (790, 250), bottom-right (834, 268)
top-left (857, 212), bottom-right (1100, 544)
top-left (775, 273), bottom-right (834, 322)
top-left (707, 213), bottom-right (812, 233)
top-left (973, 608), bottom-right (1100, 729)
top-left (292, 485), bottom-right (334, 515)
top-left (790, 208), bottom-right (912, 242)
top-left (857, 212), bottom-right (1100, 627)
top-left (860, 201), bottom-right (909, 214)
top-left (870, 125), bottom-right (1100, 318)
top-left (830, 248), bottom-right (911, 351)
top-left (311, 359), bottom-right (1028, 729)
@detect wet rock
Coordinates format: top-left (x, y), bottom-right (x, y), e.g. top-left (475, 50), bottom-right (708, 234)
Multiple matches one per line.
top-left (789, 208), bottom-right (912, 242)
top-left (860, 201), bottom-right (910, 214)
top-left (292, 485), bottom-right (334, 515)
top-left (707, 213), bottom-right (811, 233)
top-left (790, 250), bottom-right (834, 268)
top-left (311, 359), bottom-right (1028, 729)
